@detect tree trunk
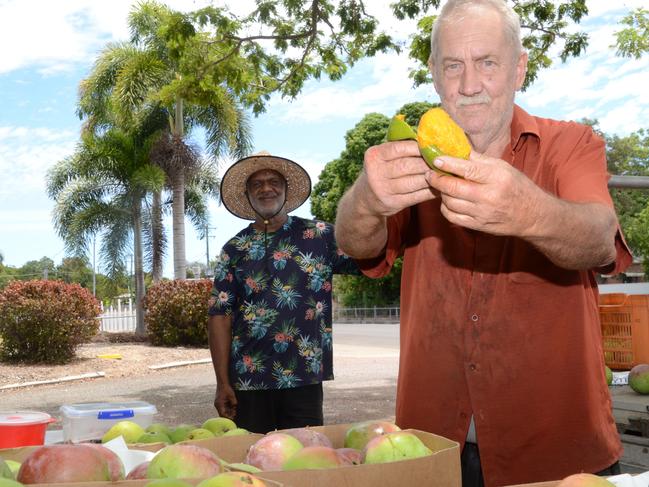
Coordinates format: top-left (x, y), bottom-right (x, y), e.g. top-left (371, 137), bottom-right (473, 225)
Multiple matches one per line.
top-left (172, 98), bottom-right (187, 280)
top-left (172, 172), bottom-right (186, 279)
top-left (133, 198), bottom-right (146, 335)
top-left (151, 190), bottom-right (163, 282)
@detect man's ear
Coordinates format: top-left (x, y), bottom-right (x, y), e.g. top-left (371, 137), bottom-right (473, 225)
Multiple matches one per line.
top-left (514, 51), bottom-right (528, 90)
top-left (428, 56), bottom-right (441, 94)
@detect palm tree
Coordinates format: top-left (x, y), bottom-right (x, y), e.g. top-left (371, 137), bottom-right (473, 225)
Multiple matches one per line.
top-left (78, 0), bottom-right (252, 280)
top-left (47, 128), bottom-right (165, 334)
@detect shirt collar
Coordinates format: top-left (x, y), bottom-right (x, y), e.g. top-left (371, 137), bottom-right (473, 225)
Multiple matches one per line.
top-left (510, 104), bottom-right (540, 153)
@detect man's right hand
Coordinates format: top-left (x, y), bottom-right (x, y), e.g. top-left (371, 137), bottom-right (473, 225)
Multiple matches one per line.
top-left (360, 140), bottom-right (439, 217)
top-left (214, 383), bottom-right (237, 420)
top-left (335, 140), bottom-right (437, 259)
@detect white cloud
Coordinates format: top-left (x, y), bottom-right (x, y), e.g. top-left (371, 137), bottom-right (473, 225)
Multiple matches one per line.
top-left (598, 99), bottom-right (646, 135)
top-left (0, 0), bottom-right (220, 75)
top-left (0, 126), bottom-right (76, 195)
top-left (268, 52), bottom-right (434, 123)
top-left (586, 1), bottom-right (647, 18)
top-left (0, 209), bottom-right (53, 231)
top-left (0, 1), bottom-right (122, 74)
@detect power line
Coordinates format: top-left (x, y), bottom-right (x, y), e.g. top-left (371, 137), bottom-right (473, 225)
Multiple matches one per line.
top-left (202, 225), bottom-right (218, 277)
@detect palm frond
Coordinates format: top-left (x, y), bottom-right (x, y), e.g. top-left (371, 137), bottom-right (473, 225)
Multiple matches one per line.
top-left (142, 191), bottom-right (167, 275)
top-left (113, 50), bottom-right (170, 119)
top-left (77, 42), bottom-right (141, 131)
top-left (100, 209), bottom-right (133, 279)
top-left (189, 89), bottom-right (253, 160)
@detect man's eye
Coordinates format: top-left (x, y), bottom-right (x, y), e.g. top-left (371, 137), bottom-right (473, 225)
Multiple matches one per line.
top-left (478, 59), bottom-right (497, 71)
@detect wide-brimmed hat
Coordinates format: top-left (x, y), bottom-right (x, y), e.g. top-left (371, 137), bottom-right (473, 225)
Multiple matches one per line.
top-left (220, 152), bottom-right (312, 220)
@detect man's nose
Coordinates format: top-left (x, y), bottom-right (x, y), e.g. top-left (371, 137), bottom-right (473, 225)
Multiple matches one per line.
top-left (459, 64), bottom-right (482, 96)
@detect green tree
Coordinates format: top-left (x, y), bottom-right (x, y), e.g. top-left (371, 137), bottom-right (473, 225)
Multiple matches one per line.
top-left (57, 257), bottom-right (94, 290)
top-left (608, 128), bottom-right (649, 273)
top-left (613, 8), bottom-right (649, 59)
top-left (311, 101), bottom-right (435, 306)
top-left (606, 128), bottom-right (649, 231)
top-left (17, 257), bottom-right (55, 281)
top-left (311, 113), bottom-right (389, 222)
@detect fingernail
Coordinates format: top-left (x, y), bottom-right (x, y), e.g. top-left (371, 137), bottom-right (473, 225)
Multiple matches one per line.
top-left (434, 158), bottom-right (444, 168)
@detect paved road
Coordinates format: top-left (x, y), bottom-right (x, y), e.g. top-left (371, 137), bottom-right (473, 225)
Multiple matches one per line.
top-left (2, 323), bottom-right (400, 429)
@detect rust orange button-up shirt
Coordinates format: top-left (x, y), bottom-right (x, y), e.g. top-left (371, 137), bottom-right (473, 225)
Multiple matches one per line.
top-left (359, 105), bottom-right (632, 487)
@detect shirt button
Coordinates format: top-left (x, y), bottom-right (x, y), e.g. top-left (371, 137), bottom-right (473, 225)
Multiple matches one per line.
top-left (471, 314), bottom-right (479, 322)
top-left (469, 364), bottom-right (477, 371)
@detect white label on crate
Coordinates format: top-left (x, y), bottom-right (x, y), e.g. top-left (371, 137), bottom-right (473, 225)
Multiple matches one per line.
top-left (612, 371), bottom-right (629, 386)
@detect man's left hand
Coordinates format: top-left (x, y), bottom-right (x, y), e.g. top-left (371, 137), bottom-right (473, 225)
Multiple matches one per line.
top-left (426, 151), bottom-right (543, 237)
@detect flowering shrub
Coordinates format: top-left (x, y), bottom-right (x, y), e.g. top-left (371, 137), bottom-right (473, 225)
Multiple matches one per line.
top-left (143, 279), bottom-right (212, 346)
top-left (0, 280), bottom-right (101, 364)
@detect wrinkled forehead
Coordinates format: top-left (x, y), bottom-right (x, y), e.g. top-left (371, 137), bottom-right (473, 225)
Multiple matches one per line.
top-left (437, 7), bottom-right (509, 58)
top-left (246, 169), bottom-right (286, 186)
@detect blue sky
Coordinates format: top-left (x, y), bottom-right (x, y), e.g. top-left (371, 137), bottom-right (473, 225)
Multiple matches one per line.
top-left (0, 0), bottom-right (648, 278)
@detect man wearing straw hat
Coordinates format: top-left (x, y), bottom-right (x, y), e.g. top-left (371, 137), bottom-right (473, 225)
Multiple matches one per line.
top-left (207, 152), bottom-right (359, 433)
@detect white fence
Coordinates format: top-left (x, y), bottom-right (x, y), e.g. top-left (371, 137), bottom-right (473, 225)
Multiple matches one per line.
top-left (99, 282), bottom-right (646, 332)
top-left (99, 302), bottom-right (400, 332)
top-left (100, 298), bottom-right (136, 333)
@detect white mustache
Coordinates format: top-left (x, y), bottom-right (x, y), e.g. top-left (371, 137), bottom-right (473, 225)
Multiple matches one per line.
top-left (456, 94), bottom-right (491, 107)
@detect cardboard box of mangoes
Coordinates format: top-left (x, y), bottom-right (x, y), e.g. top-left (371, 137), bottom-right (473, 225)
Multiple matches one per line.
top-left (121, 421), bottom-right (461, 487)
top-left (0, 421), bottom-right (461, 487)
top-left (239, 422), bottom-right (461, 487)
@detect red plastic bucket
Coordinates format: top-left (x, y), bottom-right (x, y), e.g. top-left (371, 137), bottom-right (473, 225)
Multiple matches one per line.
top-left (0, 411), bottom-right (56, 448)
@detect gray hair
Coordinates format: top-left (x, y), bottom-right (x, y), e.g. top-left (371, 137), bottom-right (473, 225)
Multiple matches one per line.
top-left (429, 0), bottom-right (523, 68)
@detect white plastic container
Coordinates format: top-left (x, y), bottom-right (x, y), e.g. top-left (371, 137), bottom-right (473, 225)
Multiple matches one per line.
top-left (59, 401), bottom-right (157, 443)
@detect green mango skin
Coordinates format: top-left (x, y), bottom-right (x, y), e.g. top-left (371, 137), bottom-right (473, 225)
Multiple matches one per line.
top-left (420, 145), bottom-right (455, 176)
top-left (223, 463), bottom-right (262, 474)
top-left (387, 116), bottom-right (456, 177)
top-left (386, 116), bottom-right (417, 142)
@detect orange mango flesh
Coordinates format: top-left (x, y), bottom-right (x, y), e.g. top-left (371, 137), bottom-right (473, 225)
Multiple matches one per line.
top-left (417, 108), bottom-right (471, 160)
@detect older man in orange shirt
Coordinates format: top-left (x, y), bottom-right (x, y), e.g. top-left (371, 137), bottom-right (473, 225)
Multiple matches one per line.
top-left (334, 1), bottom-right (631, 486)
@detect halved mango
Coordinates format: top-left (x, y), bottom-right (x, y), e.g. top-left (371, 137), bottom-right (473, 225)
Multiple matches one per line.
top-left (417, 107), bottom-right (471, 165)
top-left (386, 108), bottom-right (470, 176)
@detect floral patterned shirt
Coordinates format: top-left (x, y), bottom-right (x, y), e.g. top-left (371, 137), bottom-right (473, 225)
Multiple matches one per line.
top-left (208, 216), bottom-right (359, 391)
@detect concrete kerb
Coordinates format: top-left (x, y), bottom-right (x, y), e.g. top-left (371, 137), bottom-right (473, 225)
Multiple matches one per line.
top-left (0, 359), bottom-right (213, 391)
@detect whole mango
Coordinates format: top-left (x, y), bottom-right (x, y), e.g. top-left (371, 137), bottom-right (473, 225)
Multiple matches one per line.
top-left (629, 363), bottom-right (649, 394)
top-left (556, 472), bottom-right (615, 487)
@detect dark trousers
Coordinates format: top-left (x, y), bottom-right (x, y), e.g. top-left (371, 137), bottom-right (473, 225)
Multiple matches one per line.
top-left (233, 383), bottom-right (323, 434)
top-left (461, 443), bottom-right (621, 487)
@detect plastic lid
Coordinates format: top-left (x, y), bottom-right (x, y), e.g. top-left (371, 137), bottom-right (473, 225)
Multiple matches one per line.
top-left (59, 401), bottom-right (157, 418)
top-left (0, 411), bottom-right (52, 426)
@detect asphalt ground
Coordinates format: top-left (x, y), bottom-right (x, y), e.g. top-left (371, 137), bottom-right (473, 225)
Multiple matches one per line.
top-left (1, 323), bottom-right (400, 429)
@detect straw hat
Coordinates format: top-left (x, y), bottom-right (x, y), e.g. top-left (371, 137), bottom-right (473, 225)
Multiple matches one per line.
top-left (220, 152), bottom-right (312, 220)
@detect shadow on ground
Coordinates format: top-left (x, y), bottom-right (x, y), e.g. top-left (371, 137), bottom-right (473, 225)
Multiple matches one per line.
top-left (3, 368), bottom-right (397, 430)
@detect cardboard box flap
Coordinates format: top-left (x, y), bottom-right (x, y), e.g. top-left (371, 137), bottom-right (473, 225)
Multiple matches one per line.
top-left (12, 477), bottom-right (284, 487)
